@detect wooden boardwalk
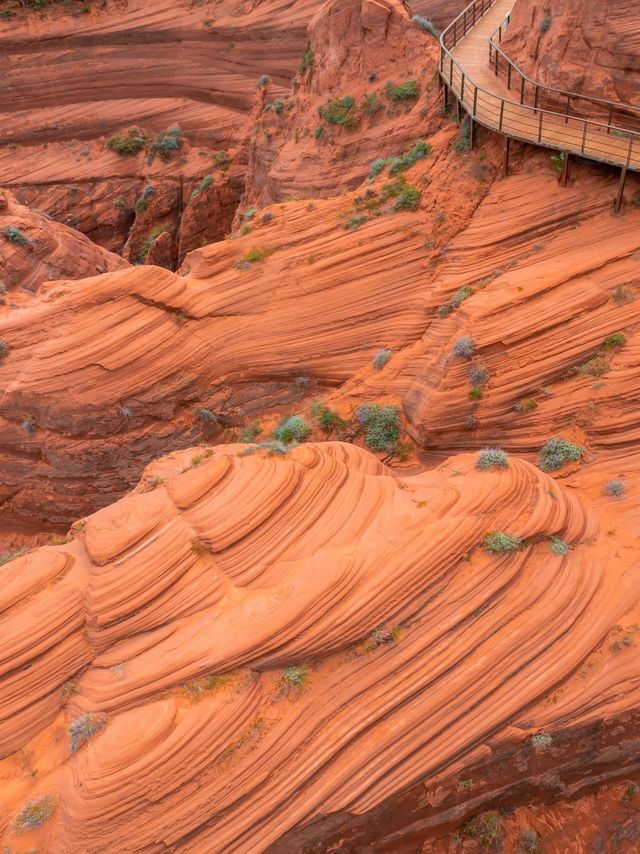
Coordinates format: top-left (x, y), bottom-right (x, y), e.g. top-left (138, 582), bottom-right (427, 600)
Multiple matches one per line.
top-left (440, 0), bottom-right (640, 181)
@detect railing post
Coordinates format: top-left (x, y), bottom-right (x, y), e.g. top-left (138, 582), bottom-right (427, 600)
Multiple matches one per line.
top-left (499, 25), bottom-right (502, 43)
top-left (461, 72), bottom-right (466, 102)
top-left (507, 64), bottom-right (512, 89)
top-left (533, 84), bottom-right (539, 114)
top-left (537, 111), bottom-right (543, 142)
top-left (503, 136), bottom-right (511, 176)
top-left (607, 104), bottom-right (613, 135)
top-left (494, 47), bottom-right (499, 76)
top-left (463, 10), bottom-right (467, 34)
top-left (472, 2), bottom-right (476, 25)
top-left (565, 94), bottom-right (570, 124)
top-left (560, 151), bottom-right (571, 186)
top-left (581, 122), bottom-right (587, 153)
top-left (450, 57), bottom-right (454, 86)
top-left (473, 85), bottom-right (478, 118)
top-left (615, 166), bottom-right (627, 213)
top-left (520, 75), bottom-right (525, 104)
top-left (499, 99), bottom-right (505, 131)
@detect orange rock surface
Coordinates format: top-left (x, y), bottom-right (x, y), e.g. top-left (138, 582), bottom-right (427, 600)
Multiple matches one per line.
top-left (1, 441), bottom-right (639, 852)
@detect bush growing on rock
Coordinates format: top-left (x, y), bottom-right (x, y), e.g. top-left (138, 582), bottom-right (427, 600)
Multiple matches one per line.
top-left (549, 536), bottom-right (569, 555)
top-left (385, 80), bottom-right (419, 102)
top-left (603, 332), bottom-right (626, 349)
top-left (3, 225), bottom-right (33, 247)
top-left (369, 158), bottom-right (387, 180)
top-left (312, 401), bottom-right (347, 433)
top-left (531, 731), bottom-right (553, 749)
top-left (319, 96), bottom-right (357, 128)
top-left (274, 416), bottom-right (310, 444)
top-left (238, 424), bottom-right (262, 443)
top-left (394, 186), bottom-right (421, 211)
top-left (476, 448), bottom-right (508, 469)
top-left (603, 479), bottom-right (626, 497)
top-left (483, 531), bottom-right (521, 553)
top-left (356, 403), bottom-right (401, 453)
top-left (372, 348), bottom-right (392, 370)
top-left (14, 794), bottom-right (56, 833)
top-left (538, 437), bottom-right (582, 471)
top-left (107, 128), bottom-right (147, 156)
top-left (69, 712), bottom-right (107, 752)
top-left (439, 285), bottom-right (473, 317)
top-left (453, 336), bottom-right (476, 358)
top-left (258, 74), bottom-right (270, 87)
top-left (411, 15), bottom-right (439, 37)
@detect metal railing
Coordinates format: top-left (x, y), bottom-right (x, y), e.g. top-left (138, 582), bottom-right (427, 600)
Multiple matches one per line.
top-left (439, 0), bottom-right (640, 173)
top-left (488, 16), bottom-right (640, 136)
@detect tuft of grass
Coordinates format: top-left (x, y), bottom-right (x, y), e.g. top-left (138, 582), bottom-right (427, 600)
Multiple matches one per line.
top-left (14, 794), bottom-right (57, 833)
top-left (362, 92), bottom-right (383, 116)
top-left (258, 74), bottom-right (270, 87)
top-left (394, 186), bottom-right (421, 211)
top-left (191, 174), bottom-right (214, 198)
top-left (299, 42), bottom-right (314, 74)
top-left (515, 398), bottom-right (538, 413)
top-left (468, 386), bottom-right (483, 400)
top-left (69, 712), bottom-right (107, 752)
top-left (453, 336), bottom-right (476, 358)
top-left (549, 536), bottom-right (569, 556)
top-left (311, 401), bottom-right (348, 433)
top-left (538, 437), bottom-right (582, 471)
top-left (520, 829), bottom-right (542, 853)
top-left (385, 79), bottom-right (419, 102)
top-left (388, 139), bottom-right (432, 176)
top-left (107, 127), bottom-right (147, 156)
top-left (373, 348), bottom-right (392, 370)
top-left (461, 812), bottom-right (502, 847)
top-left (195, 407), bottom-right (217, 424)
top-left (280, 664), bottom-right (309, 690)
top-left (4, 225), bottom-right (33, 247)
top-left (550, 151), bottom-right (565, 174)
top-left (438, 285), bottom-right (473, 317)
top-left (469, 365), bottom-right (488, 386)
top-left (603, 479), bottom-right (626, 497)
top-left (239, 424), bottom-right (263, 443)
top-left (454, 120), bottom-right (472, 153)
top-left (483, 531), bottom-right (521, 553)
top-left (531, 731), bottom-right (553, 749)
top-left (411, 15), bottom-right (439, 36)
top-left (0, 547), bottom-right (30, 567)
top-left (319, 95), bottom-right (357, 128)
top-left (273, 415), bottom-right (310, 444)
top-left (476, 448), bottom-right (508, 470)
top-left (344, 213), bottom-right (368, 230)
top-left (239, 246), bottom-right (274, 265)
top-left (369, 157), bottom-right (387, 180)
top-left (356, 403), bottom-right (401, 454)
top-left (215, 150), bottom-right (231, 170)
top-left (603, 332), bottom-right (626, 349)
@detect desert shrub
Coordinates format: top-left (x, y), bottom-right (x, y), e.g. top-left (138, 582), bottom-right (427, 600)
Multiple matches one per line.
top-left (388, 139), bottom-right (432, 176)
top-left (281, 664), bottom-right (309, 688)
top-left (520, 829), bottom-right (542, 853)
top-left (356, 403), bottom-right (401, 453)
top-left (3, 225), bottom-right (33, 246)
top-left (603, 479), bottom-right (626, 497)
top-left (314, 125), bottom-right (324, 139)
top-left (261, 211), bottom-right (273, 224)
top-left (453, 336), bottom-right (476, 358)
top-left (373, 348), bottom-right (392, 370)
top-left (320, 95), bottom-right (357, 127)
top-left (151, 127), bottom-right (182, 160)
top-left (515, 398), bottom-right (538, 413)
top-left (14, 794), bottom-right (56, 833)
top-left (215, 150), bottom-right (231, 169)
top-left (476, 448), bottom-right (508, 469)
top-left (549, 536), bottom-right (569, 556)
top-left (274, 415), bottom-right (310, 444)
top-left (454, 120), bottom-right (472, 152)
top-left (613, 284), bottom-right (635, 305)
top-left (258, 74), bottom-right (270, 86)
top-left (439, 285), bottom-right (473, 316)
top-left (239, 424), bottom-right (262, 443)
top-left (538, 437), bottom-right (582, 471)
top-left (394, 186), bottom-right (421, 211)
top-left (603, 332), bottom-right (626, 348)
top-left (461, 812), bottom-right (502, 847)
top-left (550, 151), bottom-right (565, 174)
top-left (107, 128), bottom-right (147, 155)
top-left (299, 43), bottom-right (314, 74)
top-left (195, 407), bottom-right (217, 424)
top-left (483, 531), bottom-right (521, 553)
top-left (362, 92), bottom-right (383, 115)
top-left (135, 197), bottom-right (148, 213)
top-left (411, 15), bottom-right (439, 37)
top-left (138, 226), bottom-right (167, 262)
top-left (468, 386), bottom-right (484, 400)
top-left (294, 375), bottom-right (310, 387)
top-left (191, 174), bottom-right (213, 198)
top-left (385, 80), bottom-right (419, 102)
top-left (0, 547), bottom-right (30, 567)
top-left (239, 246), bottom-right (274, 264)
top-left (344, 213), bottom-right (368, 230)
top-left (469, 365), bottom-right (489, 386)
top-left (312, 401), bottom-right (347, 433)
top-left (21, 416), bottom-right (37, 434)
top-left (69, 712), bottom-right (107, 752)
top-left (272, 98), bottom-right (284, 114)
top-left (531, 731), bottom-right (553, 749)
top-left (539, 14), bottom-right (551, 33)
top-left (369, 157), bottom-right (387, 180)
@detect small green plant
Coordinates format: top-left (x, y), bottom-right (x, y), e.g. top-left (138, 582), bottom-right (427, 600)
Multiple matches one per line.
top-left (238, 246), bottom-right (274, 265)
top-left (453, 336), bottom-right (476, 358)
top-left (549, 536), bottom-right (569, 556)
top-left (69, 712), bottom-right (107, 752)
top-left (613, 284), bottom-right (635, 305)
top-left (539, 14), bottom-right (551, 34)
top-left (239, 424), bottom-right (262, 443)
top-left (273, 415), bottom-right (310, 444)
top-left (272, 98), bottom-right (284, 114)
top-left (470, 365), bottom-right (489, 386)
top-left (311, 401), bottom-right (347, 433)
top-left (107, 127), bottom-right (147, 156)
top-left (320, 95), bottom-right (357, 128)
top-left (520, 828), bottom-right (542, 853)
top-left (603, 332), bottom-right (626, 349)
top-left (515, 398), bottom-right (538, 413)
top-left (603, 479), bottom-right (626, 497)
top-left (344, 213), bottom-right (368, 230)
top-left (483, 531), bottom-right (521, 553)
top-left (454, 120), bottom-right (472, 152)
top-left (14, 794), bottom-right (57, 833)
top-left (139, 226), bottom-right (167, 262)
top-left (538, 437), bottom-right (582, 471)
top-left (476, 448), bottom-right (508, 470)
top-left (356, 403), bottom-right (401, 453)
top-left (388, 139), bottom-right (432, 176)
top-left (373, 348), bottom-right (392, 370)
top-left (150, 127), bottom-right (182, 161)
top-left (3, 225), bottom-right (33, 247)
top-left (369, 157), bottom-right (387, 180)
top-left (438, 285), bottom-right (473, 317)
top-left (362, 92), bottom-right (383, 116)
top-left (191, 175), bottom-right (214, 198)
top-left (281, 664), bottom-right (309, 689)
top-left (531, 731), bottom-right (553, 749)
top-left (461, 812), bottom-right (502, 847)
top-left (215, 150), bottom-right (231, 170)
top-left (394, 186), bottom-right (421, 211)
top-left (550, 151), bottom-right (565, 174)
top-left (411, 15), bottom-right (439, 37)
top-left (299, 42), bottom-right (314, 74)
top-left (385, 79), bottom-right (419, 102)
top-left (468, 386), bottom-right (484, 400)
top-left (195, 408), bottom-right (217, 424)
top-left (258, 74), bottom-right (270, 87)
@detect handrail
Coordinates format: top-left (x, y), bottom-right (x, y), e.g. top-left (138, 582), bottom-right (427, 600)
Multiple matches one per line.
top-left (438, 0), bottom-right (640, 173)
top-left (488, 15), bottom-right (640, 136)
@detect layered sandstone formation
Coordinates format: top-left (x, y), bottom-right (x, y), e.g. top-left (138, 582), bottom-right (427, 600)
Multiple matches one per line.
top-left (502, 0), bottom-right (640, 113)
top-left (1, 441), bottom-right (639, 852)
